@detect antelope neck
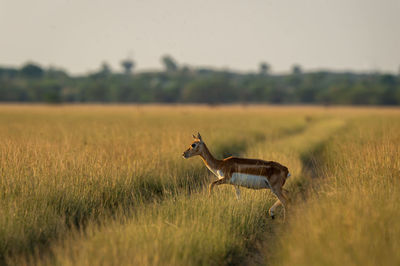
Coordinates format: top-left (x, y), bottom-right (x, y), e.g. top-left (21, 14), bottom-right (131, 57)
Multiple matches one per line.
top-left (199, 144), bottom-right (221, 170)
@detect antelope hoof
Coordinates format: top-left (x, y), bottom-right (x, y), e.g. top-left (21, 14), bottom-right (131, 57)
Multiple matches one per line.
top-left (269, 211), bottom-right (275, 219)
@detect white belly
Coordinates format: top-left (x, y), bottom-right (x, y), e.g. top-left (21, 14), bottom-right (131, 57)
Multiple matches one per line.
top-left (229, 173), bottom-right (270, 189)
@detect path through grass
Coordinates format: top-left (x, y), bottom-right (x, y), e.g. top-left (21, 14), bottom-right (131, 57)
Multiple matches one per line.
top-left (25, 108), bottom-right (347, 266)
top-left (1, 105), bottom-right (398, 266)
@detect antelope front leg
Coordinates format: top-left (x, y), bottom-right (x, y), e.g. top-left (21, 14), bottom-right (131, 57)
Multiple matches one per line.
top-left (208, 179), bottom-right (226, 196)
top-left (269, 187), bottom-right (288, 220)
top-left (269, 199), bottom-right (282, 219)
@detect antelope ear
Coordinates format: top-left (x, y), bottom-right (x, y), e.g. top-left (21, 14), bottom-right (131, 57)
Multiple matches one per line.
top-left (197, 132), bottom-right (202, 141)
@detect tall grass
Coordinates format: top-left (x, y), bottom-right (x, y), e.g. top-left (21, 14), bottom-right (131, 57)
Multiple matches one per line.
top-left (0, 105), bottom-right (309, 263)
top-left (17, 106), bottom-right (352, 266)
top-left (1, 105), bottom-right (398, 265)
top-left (272, 115), bottom-right (400, 266)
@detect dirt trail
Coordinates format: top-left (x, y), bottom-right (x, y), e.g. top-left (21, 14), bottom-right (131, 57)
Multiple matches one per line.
top-left (243, 117), bottom-right (347, 266)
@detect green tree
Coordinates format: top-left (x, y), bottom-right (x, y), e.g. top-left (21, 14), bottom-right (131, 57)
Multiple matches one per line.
top-left (121, 58), bottom-right (135, 75)
top-left (182, 75), bottom-right (235, 104)
top-left (90, 62), bottom-right (112, 79)
top-left (162, 55), bottom-right (178, 72)
top-left (259, 62), bottom-right (270, 75)
top-left (380, 74), bottom-right (398, 105)
top-left (100, 62), bottom-right (111, 76)
top-left (0, 67), bottom-right (18, 78)
top-left (291, 64), bottom-right (302, 75)
top-left (20, 63), bottom-right (44, 78)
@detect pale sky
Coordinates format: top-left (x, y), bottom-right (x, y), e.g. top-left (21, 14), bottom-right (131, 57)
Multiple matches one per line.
top-left (1, 0), bottom-right (399, 75)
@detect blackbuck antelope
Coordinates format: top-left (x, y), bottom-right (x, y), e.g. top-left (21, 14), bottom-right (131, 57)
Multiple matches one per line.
top-left (182, 133), bottom-right (291, 219)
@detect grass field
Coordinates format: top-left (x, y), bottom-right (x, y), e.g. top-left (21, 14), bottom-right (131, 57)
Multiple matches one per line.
top-left (0, 105), bottom-right (399, 265)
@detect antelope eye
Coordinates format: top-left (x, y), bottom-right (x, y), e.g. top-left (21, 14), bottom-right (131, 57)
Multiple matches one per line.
top-left (191, 143), bottom-right (196, 148)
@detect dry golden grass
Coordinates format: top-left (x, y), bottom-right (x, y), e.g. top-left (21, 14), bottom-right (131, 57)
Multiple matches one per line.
top-left (273, 116), bottom-right (400, 266)
top-left (0, 105), bottom-right (398, 265)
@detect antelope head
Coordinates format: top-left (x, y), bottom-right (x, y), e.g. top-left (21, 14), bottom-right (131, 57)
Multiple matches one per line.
top-left (182, 132), bottom-right (204, 159)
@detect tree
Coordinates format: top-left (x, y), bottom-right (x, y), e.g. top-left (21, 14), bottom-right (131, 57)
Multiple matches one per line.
top-left (259, 62), bottom-right (270, 75)
top-left (90, 62), bottom-right (112, 79)
top-left (291, 64), bottom-right (302, 75)
top-left (161, 55), bottom-right (178, 72)
top-left (380, 74), bottom-right (398, 105)
top-left (100, 62), bottom-right (111, 75)
top-left (0, 67), bottom-right (18, 78)
top-left (182, 75), bottom-right (235, 104)
top-left (121, 58), bottom-right (135, 75)
top-left (47, 66), bottom-right (68, 79)
top-left (289, 64), bottom-right (303, 90)
top-left (20, 63), bottom-right (44, 78)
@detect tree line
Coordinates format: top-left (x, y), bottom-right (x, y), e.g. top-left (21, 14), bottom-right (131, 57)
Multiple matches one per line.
top-left (1, 56), bottom-right (399, 105)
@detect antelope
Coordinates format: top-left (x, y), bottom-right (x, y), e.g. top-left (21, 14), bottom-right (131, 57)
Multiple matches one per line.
top-left (182, 133), bottom-right (290, 219)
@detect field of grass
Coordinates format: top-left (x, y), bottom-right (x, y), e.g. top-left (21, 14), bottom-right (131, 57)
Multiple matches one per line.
top-left (0, 105), bottom-right (399, 265)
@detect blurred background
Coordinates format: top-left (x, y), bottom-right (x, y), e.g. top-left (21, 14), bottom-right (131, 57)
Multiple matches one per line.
top-left (1, 0), bottom-right (399, 105)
